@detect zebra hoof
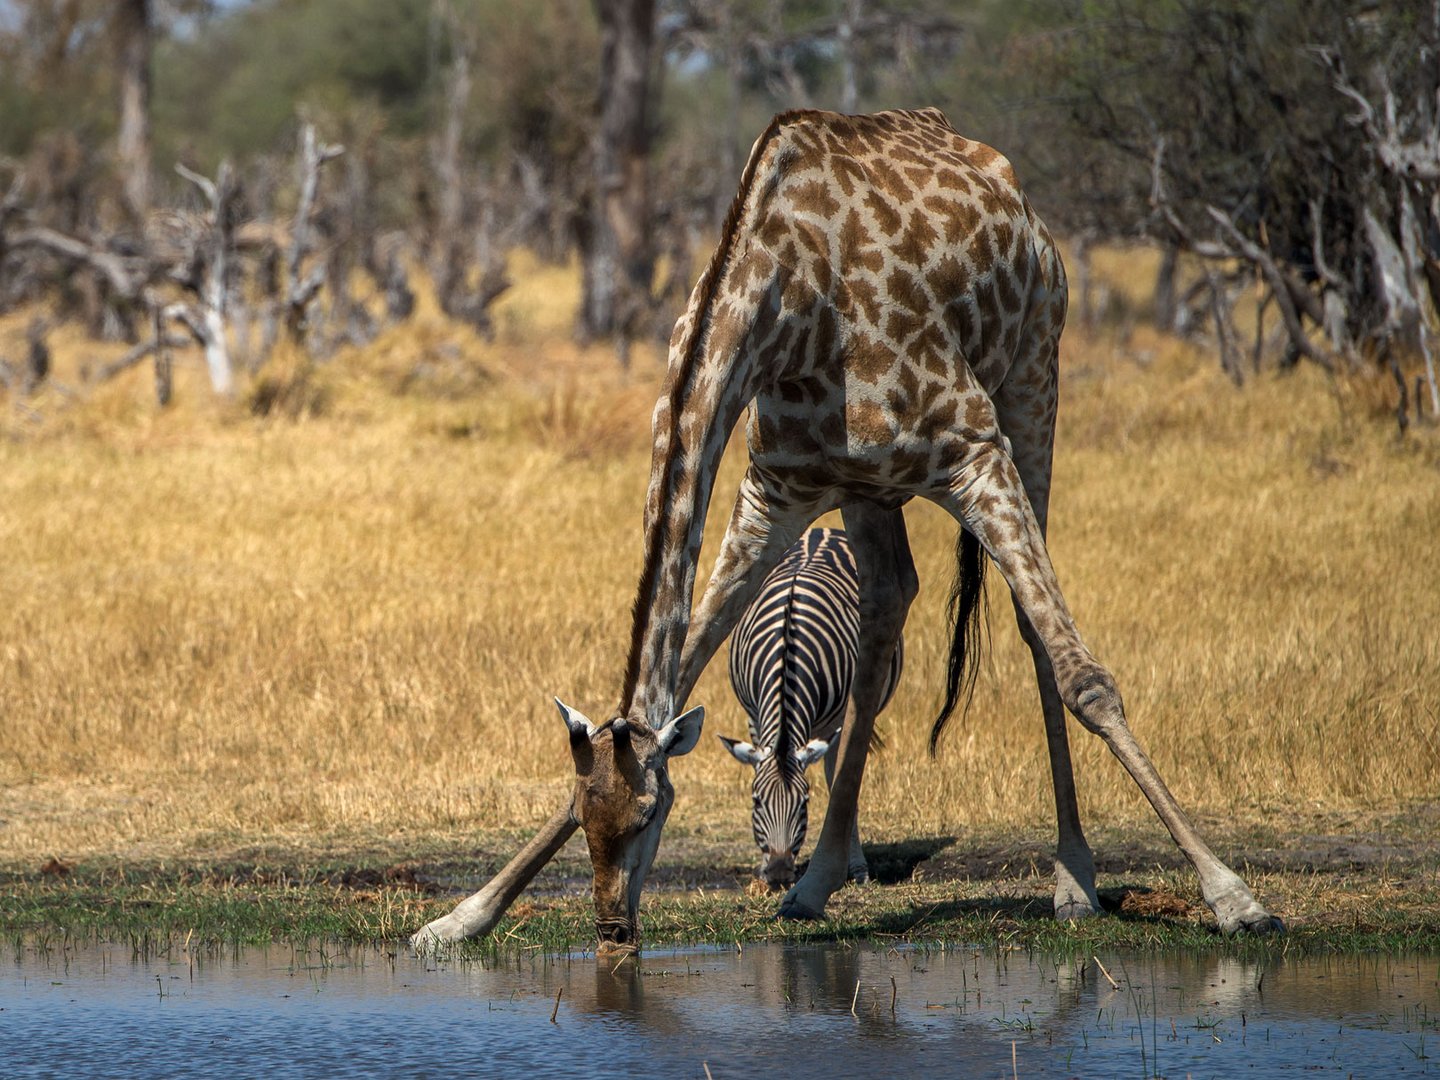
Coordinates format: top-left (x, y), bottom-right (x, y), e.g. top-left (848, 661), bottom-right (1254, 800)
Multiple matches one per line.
top-left (846, 864), bottom-right (870, 886)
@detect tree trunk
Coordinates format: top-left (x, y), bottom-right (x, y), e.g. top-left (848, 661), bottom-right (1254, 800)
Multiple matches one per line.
top-left (837, 0), bottom-right (861, 114)
top-left (114, 0), bottom-right (152, 224)
top-left (579, 0), bottom-right (656, 347)
top-left (1153, 242), bottom-right (1179, 332)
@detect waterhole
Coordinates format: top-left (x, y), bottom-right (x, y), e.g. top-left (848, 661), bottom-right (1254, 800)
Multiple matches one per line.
top-left (3, 942), bottom-right (1435, 1077)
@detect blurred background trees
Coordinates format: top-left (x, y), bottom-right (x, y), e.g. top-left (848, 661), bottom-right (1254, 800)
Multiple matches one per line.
top-left (0, 0), bottom-right (1435, 422)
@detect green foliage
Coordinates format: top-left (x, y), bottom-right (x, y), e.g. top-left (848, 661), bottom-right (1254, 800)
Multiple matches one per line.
top-left (154, 0), bottom-right (437, 168)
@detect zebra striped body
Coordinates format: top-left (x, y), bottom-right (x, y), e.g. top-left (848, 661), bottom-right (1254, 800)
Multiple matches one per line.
top-left (722, 528), bottom-right (904, 888)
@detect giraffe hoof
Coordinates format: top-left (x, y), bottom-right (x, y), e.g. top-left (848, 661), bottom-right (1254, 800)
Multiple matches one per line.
top-left (777, 891), bottom-right (827, 921)
top-left (1054, 897), bottom-right (1100, 922)
top-left (1222, 912), bottom-right (1286, 936)
top-left (1212, 892), bottom-right (1286, 935)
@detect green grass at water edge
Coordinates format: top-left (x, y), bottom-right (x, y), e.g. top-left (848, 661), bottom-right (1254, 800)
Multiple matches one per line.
top-left (8, 851), bottom-right (1440, 956)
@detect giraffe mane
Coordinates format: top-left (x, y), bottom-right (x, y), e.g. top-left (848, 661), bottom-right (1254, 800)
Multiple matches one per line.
top-left (619, 110), bottom-right (822, 718)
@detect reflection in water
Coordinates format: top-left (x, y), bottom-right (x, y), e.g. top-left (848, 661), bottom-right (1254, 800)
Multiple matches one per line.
top-left (3, 941), bottom-right (1437, 1078)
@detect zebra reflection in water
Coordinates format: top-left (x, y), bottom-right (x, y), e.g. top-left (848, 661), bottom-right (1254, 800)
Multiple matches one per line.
top-left (720, 529), bottom-right (904, 889)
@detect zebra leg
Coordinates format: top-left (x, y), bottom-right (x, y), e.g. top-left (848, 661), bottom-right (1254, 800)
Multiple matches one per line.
top-left (675, 465), bottom-right (821, 706)
top-left (822, 744), bottom-right (869, 884)
top-left (780, 503), bottom-right (916, 919)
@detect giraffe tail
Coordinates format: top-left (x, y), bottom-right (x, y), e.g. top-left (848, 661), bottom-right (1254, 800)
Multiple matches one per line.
top-left (929, 528), bottom-right (989, 755)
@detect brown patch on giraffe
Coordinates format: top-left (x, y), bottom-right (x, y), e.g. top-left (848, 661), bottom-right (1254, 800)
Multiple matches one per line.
top-left (793, 219), bottom-right (828, 263)
top-left (916, 398), bottom-right (959, 442)
top-left (927, 253), bottom-right (972, 298)
top-left (896, 363), bottom-right (922, 405)
top-left (846, 399), bottom-right (894, 446)
top-left (850, 334), bottom-right (900, 386)
top-left (995, 265), bottom-right (1023, 315)
top-left (831, 155), bottom-right (869, 198)
top-left (944, 297), bottom-right (978, 354)
top-left (729, 249), bottom-right (774, 296)
top-left (861, 190), bottom-right (904, 236)
top-left (968, 143), bottom-right (999, 168)
top-left (889, 145), bottom-right (930, 167)
top-left (758, 214), bottom-right (789, 250)
top-left (782, 271), bottom-right (813, 313)
top-left (894, 209), bottom-right (941, 269)
top-left (791, 178), bottom-right (842, 219)
top-left (902, 164), bottom-right (936, 190)
top-left (839, 210), bottom-right (885, 274)
top-left (968, 228), bottom-right (997, 275)
top-left (814, 306), bottom-right (838, 361)
top-left (924, 195), bottom-right (982, 245)
top-left (886, 446), bottom-right (932, 482)
top-left (870, 157), bottom-right (914, 200)
top-left (963, 393), bottom-right (996, 435)
top-left (885, 308), bottom-right (926, 346)
top-left (936, 167), bottom-right (973, 194)
top-left (886, 267), bottom-right (930, 317)
top-left (975, 179), bottom-right (1013, 217)
top-left (992, 220), bottom-right (1015, 261)
top-left (836, 278), bottom-right (884, 326)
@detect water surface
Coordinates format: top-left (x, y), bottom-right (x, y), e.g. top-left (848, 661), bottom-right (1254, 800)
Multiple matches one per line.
top-left (3, 941), bottom-right (1436, 1077)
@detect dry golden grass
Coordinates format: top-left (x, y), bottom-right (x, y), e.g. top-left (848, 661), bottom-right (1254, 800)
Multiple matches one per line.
top-left (2, 249), bottom-right (1438, 872)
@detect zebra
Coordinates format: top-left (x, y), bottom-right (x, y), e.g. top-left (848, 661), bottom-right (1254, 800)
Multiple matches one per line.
top-left (719, 528), bottom-right (904, 890)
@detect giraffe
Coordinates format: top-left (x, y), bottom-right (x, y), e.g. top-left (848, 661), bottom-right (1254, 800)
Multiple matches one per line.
top-left (412, 107), bottom-right (1282, 958)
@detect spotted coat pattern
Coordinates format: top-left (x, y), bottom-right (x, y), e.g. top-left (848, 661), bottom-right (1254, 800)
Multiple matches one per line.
top-left (560, 107), bottom-right (1279, 955)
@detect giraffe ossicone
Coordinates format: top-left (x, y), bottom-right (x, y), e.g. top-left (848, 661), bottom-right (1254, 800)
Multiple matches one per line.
top-left (411, 106), bottom-right (1281, 957)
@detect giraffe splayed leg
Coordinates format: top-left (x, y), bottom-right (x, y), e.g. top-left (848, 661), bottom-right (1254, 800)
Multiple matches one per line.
top-left (415, 107), bottom-right (1280, 955)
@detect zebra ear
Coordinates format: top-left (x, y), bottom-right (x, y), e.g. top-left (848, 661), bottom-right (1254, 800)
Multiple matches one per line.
top-left (657, 705), bottom-right (704, 758)
top-left (717, 734), bottom-right (767, 766)
top-left (793, 738), bottom-right (831, 769)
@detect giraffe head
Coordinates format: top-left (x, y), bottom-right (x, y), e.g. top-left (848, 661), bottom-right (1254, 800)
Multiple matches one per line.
top-left (556, 698), bottom-right (704, 960)
top-left (718, 733), bottom-right (831, 889)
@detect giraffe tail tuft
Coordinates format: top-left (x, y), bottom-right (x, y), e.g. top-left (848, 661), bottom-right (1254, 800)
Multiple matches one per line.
top-left (929, 528), bottom-right (988, 755)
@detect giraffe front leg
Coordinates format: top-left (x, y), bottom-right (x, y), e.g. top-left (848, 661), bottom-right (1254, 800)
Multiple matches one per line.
top-left (822, 744), bottom-right (870, 884)
top-left (779, 505), bottom-right (915, 920)
top-left (675, 466), bottom-right (817, 707)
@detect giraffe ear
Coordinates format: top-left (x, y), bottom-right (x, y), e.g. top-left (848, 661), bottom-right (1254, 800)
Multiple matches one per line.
top-left (794, 738), bottom-right (831, 769)
top-left (657, 705), bottom-right (704, 758)
top-left (554, 698), bottom-right (597, 743)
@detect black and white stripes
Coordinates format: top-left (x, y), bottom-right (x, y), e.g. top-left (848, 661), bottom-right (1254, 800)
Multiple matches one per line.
top-left (720, 528), bottom-right (904, 887)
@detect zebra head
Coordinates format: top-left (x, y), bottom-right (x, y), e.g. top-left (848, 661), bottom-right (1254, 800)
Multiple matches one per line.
top-left (718, 733), bottom-right (831, 888)
top-left (558, 698), bottom-right (704, 960)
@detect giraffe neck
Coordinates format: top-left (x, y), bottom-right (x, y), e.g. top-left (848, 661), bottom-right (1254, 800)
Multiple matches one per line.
top-left (617, 117), bottom-right (798, 727)
top-left (617, 411), bottom-right (731, 726)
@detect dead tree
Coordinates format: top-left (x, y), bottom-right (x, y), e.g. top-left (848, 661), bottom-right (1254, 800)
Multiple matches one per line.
top-left (283, 124), bottom-right (344, 343)
top-left (24, 318), bottom-right (50, 395)
top-left (1327, 48), bottom-right (1440, 420)
top-left (579, 0), bottom-right (656, 351)
top-left (172, 160), bottom-right (240, 395)
top-left (113, 0), bottom-right (153, 225)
